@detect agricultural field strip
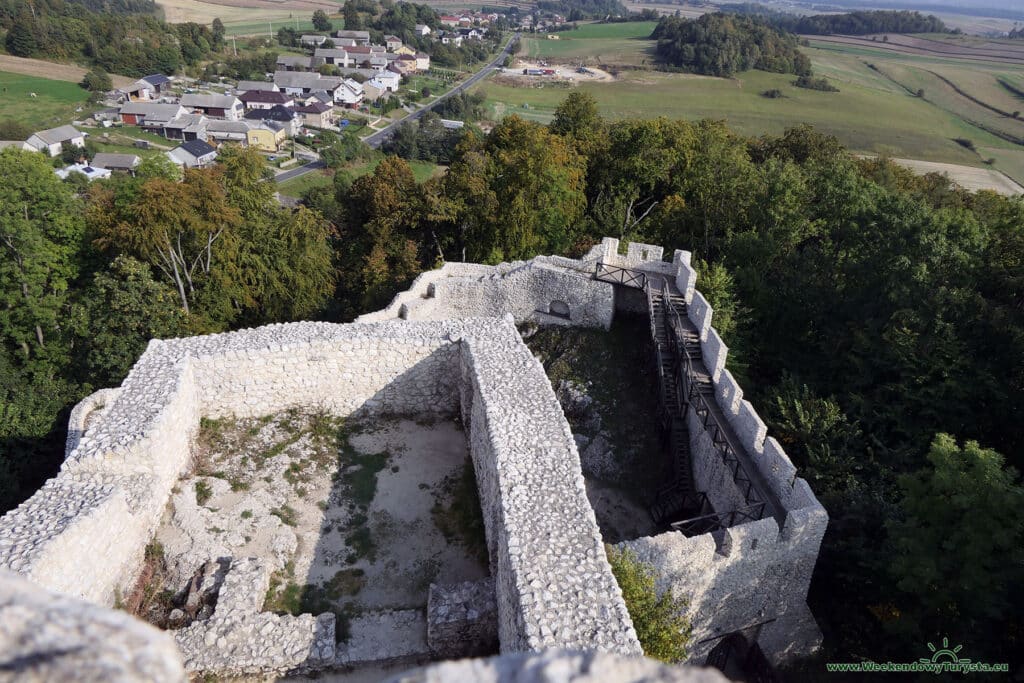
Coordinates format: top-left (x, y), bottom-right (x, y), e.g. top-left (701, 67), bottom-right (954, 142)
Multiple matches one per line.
top-left (806, 35), bottom-right (1024, 66)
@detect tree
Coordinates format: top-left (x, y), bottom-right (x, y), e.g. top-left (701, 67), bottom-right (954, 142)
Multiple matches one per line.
top-left (313, 9), bottom-right (333, 32)
top-left (550, 91), bottom-right (603, 143)
top-left (5, 16), bottom-right (37, 57)
top-left (80, 68), bottom-right (112, 93)
top-left (0, 149), bottom-right (84, 363)
top-left (212, 18), bottom-right (226, 49)
top-left (90, 169), bottom-right (241, 316)
top-left (71, 255), bottom-right (186, 387)
top-left (886, 434), bottom-right (1024, 651)
top-left (607, 546), bottom-right (691, 662)
top-left (343, 0), bottom-right (362, 30)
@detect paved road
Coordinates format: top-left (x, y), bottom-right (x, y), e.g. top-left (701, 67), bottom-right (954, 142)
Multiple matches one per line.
top-left (274, 34), bottom-right (518, 184)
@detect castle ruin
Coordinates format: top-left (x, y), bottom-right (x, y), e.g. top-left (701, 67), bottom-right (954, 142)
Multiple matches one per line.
top-left (0, 238), bottom-right (826, 680)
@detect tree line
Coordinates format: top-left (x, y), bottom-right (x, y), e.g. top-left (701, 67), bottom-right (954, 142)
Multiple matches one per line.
top-left (719, 5), bottom-right (948, 35)
top-left (1, 92), bottom-right (1022, 670)
top-left (651, 13), bottom-right (811, 78)
top-left (1, 0), bottom-right (222, 75)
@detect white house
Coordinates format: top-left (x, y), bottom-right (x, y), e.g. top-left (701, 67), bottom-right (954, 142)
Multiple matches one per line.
top-left (373, 70), bottom-right (401, 92)
top-left (55, 163), bottom-right (111, 181)
top-left (314, 48), bottom-right (353, 67)
top-left (166, 140), bottom-right (218, 168)
top-left (335, 78), bottom-right (364, 107)
top-left (301, 34), bottom-right (329, 47)
top-left (413, 23), bottom-right (431, 36)
top-left (384, 35), bottom-right (403, 51)
top-left (415, 52), bottom-right (431, 71)
top-left (26, 125), bottom-right (86, 156)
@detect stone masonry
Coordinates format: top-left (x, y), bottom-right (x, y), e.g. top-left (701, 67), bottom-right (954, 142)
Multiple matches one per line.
top-left (0, 237), bottom-right (826, 676)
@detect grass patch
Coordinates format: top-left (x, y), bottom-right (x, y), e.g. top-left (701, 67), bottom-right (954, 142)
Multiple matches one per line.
top-left (520, 21), bottom-right (658, 64)
top-left (325, 568), bottom-right (366, 599)
top-left (271, 504), bottom-right (299, 527)
top-left (194, 480), bottom-right (212, 506)
top-left (0, 71), bottom-right (89, 128)
top-left (344, 526), bottom-right (376, 563)
top-left (431, 458), bottom-right (488, 565)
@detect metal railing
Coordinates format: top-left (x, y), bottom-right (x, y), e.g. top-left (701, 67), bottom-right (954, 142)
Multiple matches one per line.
top-left (658, 281), bottom-right (772, 524)
top-left (595, 262), bottom-right (648, 289)
top-left (670, 501), bottom-right (767, 536)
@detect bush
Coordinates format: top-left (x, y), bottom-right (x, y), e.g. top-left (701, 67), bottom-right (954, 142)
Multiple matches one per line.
top-left (762, 88), bottom-right (784, 98)
top-left (793, 75), bottom-right (839, 92)
top-left (606, 545), bottom-right (690, 662)
top-left (954, 137), bottom-right (976, 151)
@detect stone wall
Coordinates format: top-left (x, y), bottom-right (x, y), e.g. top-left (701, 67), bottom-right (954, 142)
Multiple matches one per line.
top-left (427, 578), bottom-right (499, 658)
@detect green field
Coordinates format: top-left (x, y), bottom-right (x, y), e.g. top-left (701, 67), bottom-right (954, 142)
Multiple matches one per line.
top-left (223, 18), bottom-right (320, 37)
top-left (276, 158), bottom-right (443, 197)
top-left (520, 21), bottom-right (658, 64)
top-left (0, 71), bottom-right (89, 129)
top-left (488, 31), bottom-right (1024, 185)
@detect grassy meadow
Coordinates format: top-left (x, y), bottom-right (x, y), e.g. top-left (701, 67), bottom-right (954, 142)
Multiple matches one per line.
top-left (276, 158), bottom-right (443, 197)
top-left (520, 21), bottom-right (658, 64)
top-left (0, 71), bottom-right (89, 129)
top-left (488, 28), bottom-right (1024, 186)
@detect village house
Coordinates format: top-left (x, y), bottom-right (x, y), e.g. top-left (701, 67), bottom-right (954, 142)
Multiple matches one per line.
top-left (439, 14), bottom-right (461, 27)
top-left (334, 29), bottom-right (370, 45)
top-left (300, 34), bottom-right (329, 47)
top-left (166, 140), bottom-right (217, 168)
top-left (439, 31), bottom-right (463, 47)
top-left (240, 90), bottom-right (295, 110)
top-left (119, 102), bottom-right (188, 128)
top-left (314, 48), bottom-right (353, 67)
top-left (275, 71), bottom-right (336, 96)
top-left (180, 94), bottom-right (244, 121)
top-left (415, 52), bottom-right (431, 71)
top-left (335, 78), bottom-right (364, 107)
top-left (384, 35), bottom-right (403, 51)
top-left (25, 125), bottom-right (86, 156)
top-left (161, 113), bottom-right (208, 142)
top-left (235, 80), bottom-right (280, 94)
top-left (372, 70), bottom-right (401, 91)
top-left (244, 105), bottom-right (302, 136)
top-left (55, 163), bottom-right (111, 181)
top-left (121, 74), bottom-right (172, 101)
top-left (292, 101), bottom-right (333, 128)
top-left (246, 122), bottom-right (287, 152)
top-left (90, 153), bottom-right (141, 174)
top-left (413, 23), bottom-right (431, 36)
top-left (203, 120), bottom-right (251, 145)
top-left (276, 55), bottom-right (314, 72)
top-left (458, 27), bottom-right (485, 40)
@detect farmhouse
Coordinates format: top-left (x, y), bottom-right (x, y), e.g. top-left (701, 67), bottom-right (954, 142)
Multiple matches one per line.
top-left (384, 35), bottom-right (403, 51)
top-left (414, 23), bottom-right (431, 36)
top-left (25, 125), bottom-right (86, 156)
top-left (274, 71), bottom-right (333, 95)
top-left (166, 140), bottom-right (217, 168)
top-left (203, 120), bottom-right (250, 145)
top-left (119, 102), bottom-right (188, 128)
top-left (121, 73), bottom-right (172, 101)
top-left (180, 94), bottom-right (244, 121)
top-left (335, 78), bottom-right (364, 107)
top-left (90, 153), bottom-right (140, 173)
top-left (244, 105), bottom-right (301, 136)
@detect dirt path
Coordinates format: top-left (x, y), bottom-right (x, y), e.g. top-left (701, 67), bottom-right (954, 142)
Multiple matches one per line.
top-left (0, 55), bottom-right (134, 88)
top-left (861, 154), bottom-right (1024, 195)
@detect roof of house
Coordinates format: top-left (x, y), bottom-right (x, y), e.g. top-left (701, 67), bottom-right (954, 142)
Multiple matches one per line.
top-left (274, 71), bottom-right (330, 89)
top-left (374, 70), bottom-right (400, 82)
top-left (301, 34), bottom-right (328, 42)
top-left (180, 93), bottom-right (241, 110)
top-left (162, 113), bottom-right (208, 131)
top-left (244, 105), bottom-right (298, 122)
top-left (204, 120), bottom-right (251, 134)
top-left (307, 90), bottom-right (335, 105)
top-left (142, 74), bottom-right (172, 86)
top-left (335, 30), bottom-right (370, 39)
top-left (120, 102), bottom-right (186, 117)
top-left (32, 125), bottom-right (84, 145)
top-left (236, 80), bottom-right (279, 93)
top-left (293, 101), bottom-right (333, 114)
top-left (416, 51), bottom-right (429, 59)
top-left (179, 140), bottom-right (217, 158)
top-left (345, 45), bottom-right (385, 54)
top-left (414, 24), bottom-right (430, 31)
top-left (315, 48), bottom-right (350, 60)
top-left (55, 163), bottom-right (111, 180)
top-left (277, 55), bottom-right (313, 67)
top-left (0, 140), bottom-right (30, 150)
top-left (384, 34), bottom-right (401, 41)
top-left (240, 90), bottom-right (293, 104)
top-left (90, 153), bottom-right (141, 169)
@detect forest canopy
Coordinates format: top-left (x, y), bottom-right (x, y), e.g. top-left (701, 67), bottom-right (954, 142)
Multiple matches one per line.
top-left (719, 6), bottom-right (948, 35)
top-left (651, 13), bottom-right (811, 77)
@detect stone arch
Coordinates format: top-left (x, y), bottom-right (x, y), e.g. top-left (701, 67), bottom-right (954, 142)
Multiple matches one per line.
top-left (549, 300), bottom-right (570, 319)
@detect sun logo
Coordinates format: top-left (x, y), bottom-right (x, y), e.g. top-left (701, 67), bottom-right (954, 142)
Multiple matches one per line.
top-left (919, 637), bottom-right (971, 665)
